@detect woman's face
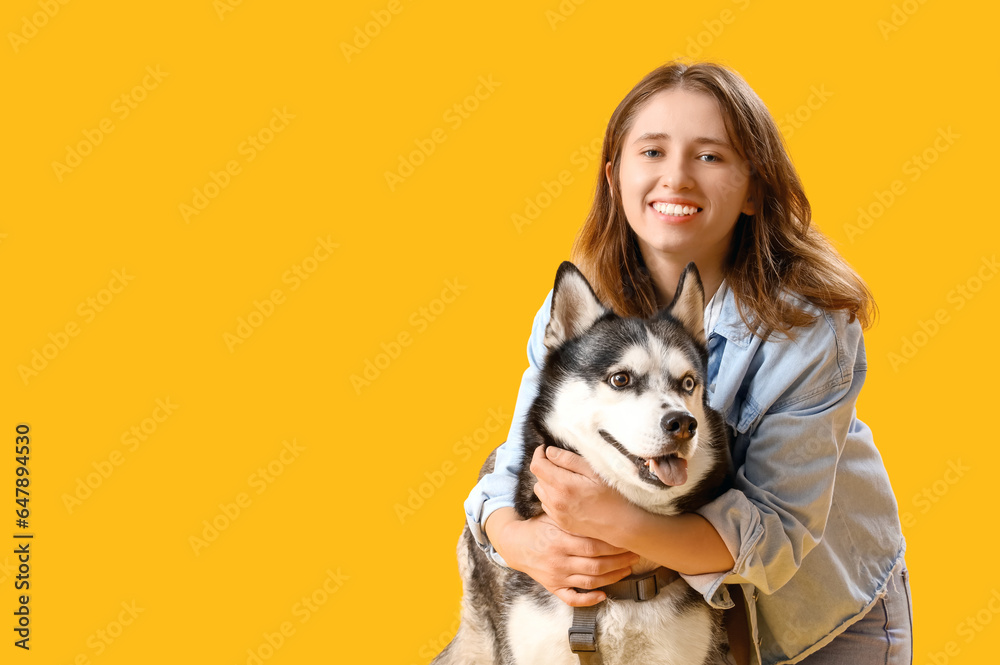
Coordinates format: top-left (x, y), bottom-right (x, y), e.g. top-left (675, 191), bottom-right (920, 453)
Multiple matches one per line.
top-left (607, 87), bottom-right (755, 276)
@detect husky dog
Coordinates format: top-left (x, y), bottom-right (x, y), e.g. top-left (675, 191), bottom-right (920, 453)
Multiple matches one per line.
top-left (435, 261), bottom-right (733, 665)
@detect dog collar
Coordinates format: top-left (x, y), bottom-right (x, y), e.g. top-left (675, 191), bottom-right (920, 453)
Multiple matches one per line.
top-left (597, 566), bottom-right (679, 601)
top-left (569, 567), bottom-right (680, 663)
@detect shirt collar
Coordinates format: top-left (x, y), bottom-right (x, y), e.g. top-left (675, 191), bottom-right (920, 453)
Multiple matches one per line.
top-left (706, 279), bottom-right (754, 348)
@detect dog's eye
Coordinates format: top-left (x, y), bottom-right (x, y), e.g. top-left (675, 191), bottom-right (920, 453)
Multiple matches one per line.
top-left (682, 376), bottom-right (696, 392)
top-left (609, 372), bottom-right (631, 388)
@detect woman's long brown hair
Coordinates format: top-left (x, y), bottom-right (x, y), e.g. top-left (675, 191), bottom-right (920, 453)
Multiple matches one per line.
top-left (570, 60), bottom-right (876, 339)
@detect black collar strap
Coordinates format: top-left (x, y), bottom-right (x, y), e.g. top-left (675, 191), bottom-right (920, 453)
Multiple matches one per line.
top-left (568, 567), bottom-right (680, 664)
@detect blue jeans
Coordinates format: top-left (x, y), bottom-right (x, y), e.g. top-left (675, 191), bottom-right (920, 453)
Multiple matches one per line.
top-left (795, 563), bottom-right (913, 664)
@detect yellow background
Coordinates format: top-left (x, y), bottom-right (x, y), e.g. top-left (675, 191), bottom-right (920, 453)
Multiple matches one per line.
top-left (2, 0), bottom-right (997, 663)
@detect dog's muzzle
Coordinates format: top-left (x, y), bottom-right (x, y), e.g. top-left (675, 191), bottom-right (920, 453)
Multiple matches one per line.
top-left (599, 429), bottom-right (693, 487)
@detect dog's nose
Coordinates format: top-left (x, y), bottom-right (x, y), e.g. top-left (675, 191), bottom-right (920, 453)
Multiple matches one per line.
top-left (661, 411), bottom-right (697, 439)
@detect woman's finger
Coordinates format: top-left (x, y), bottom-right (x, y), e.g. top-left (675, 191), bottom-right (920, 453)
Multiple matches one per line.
top-left (551, 587), bottom-right (607, 607)
top-left (532, 448), bottom-right (584, 488)
top-left (529, 444), bottom-right (560, 481)
top-left (564, 564), bottom-right (635, 591)
top-left (563, 552), bottom-right (641, 578)
top-left (545, 446), bottom-right (598, 478)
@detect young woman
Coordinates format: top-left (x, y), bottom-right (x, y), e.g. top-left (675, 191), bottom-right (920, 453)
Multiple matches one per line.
top-left (462, 61), bottom-right (912, 664)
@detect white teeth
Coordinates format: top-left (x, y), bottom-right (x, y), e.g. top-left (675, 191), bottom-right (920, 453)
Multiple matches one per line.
top-left (653, 202), bottom-right (699, 216)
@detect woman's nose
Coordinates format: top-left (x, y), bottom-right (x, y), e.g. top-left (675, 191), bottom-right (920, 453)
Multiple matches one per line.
top-left (660, 154), bottom-right (694, 191)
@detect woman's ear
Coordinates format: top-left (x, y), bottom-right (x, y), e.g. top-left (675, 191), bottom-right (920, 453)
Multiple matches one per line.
top-left (605, 161), bottom-right (613, 200)
top-left (741, 196), bottom-right (755, 216)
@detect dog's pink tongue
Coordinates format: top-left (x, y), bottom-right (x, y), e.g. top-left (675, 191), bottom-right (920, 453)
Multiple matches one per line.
top-left (649, 457), bottom-right (688, 486)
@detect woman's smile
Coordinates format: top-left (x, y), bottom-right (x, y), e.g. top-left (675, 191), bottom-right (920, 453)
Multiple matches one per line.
top-left (650, 199), bottom-right (704, 221)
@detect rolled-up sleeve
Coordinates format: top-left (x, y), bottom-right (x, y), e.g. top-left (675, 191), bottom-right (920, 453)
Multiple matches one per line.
top-left (683, 313), bottom-right (867, 609)
top-left (464, 289), bottom-right (553, 566)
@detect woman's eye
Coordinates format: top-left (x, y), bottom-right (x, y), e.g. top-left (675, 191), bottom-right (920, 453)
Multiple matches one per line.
top-left (642, 149), bottom-right (662, 158)
top-left (610, 372), bottom-right (631, 388)
top-left (682, 376), bottom-right (696, 392)
top-left (699, 154), bottom-right (720, 163)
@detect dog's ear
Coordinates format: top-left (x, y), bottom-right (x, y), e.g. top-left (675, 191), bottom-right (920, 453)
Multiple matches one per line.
top-left (662, 262), bottom-right (706, 346)
top-left (544, 262), bottom-right (610, 351)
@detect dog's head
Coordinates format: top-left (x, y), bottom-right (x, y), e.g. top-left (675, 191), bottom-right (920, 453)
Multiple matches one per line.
top-left (536, 261), bottom-right (724, 514)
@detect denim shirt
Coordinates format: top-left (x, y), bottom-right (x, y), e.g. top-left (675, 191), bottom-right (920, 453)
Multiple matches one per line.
top-left (463, 281), bottom-right (907, 665)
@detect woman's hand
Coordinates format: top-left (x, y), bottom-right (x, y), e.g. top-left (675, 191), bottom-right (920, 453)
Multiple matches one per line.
top-left (530, 445), bottom-right (639, 544)
top-left (531, 444), bottom-right (737, 577)
top-left (484, 506), bottom-right (639, 607)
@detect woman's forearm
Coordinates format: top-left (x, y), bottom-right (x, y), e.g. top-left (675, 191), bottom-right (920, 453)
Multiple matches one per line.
top-left (483, 506), bottom-right (517, 555)
top-left (609, 508), bottom-right (735, 576)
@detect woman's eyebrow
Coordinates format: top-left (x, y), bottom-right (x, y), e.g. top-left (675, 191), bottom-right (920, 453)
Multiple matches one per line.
top-left (632, 132), bottom-right (731, 148)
